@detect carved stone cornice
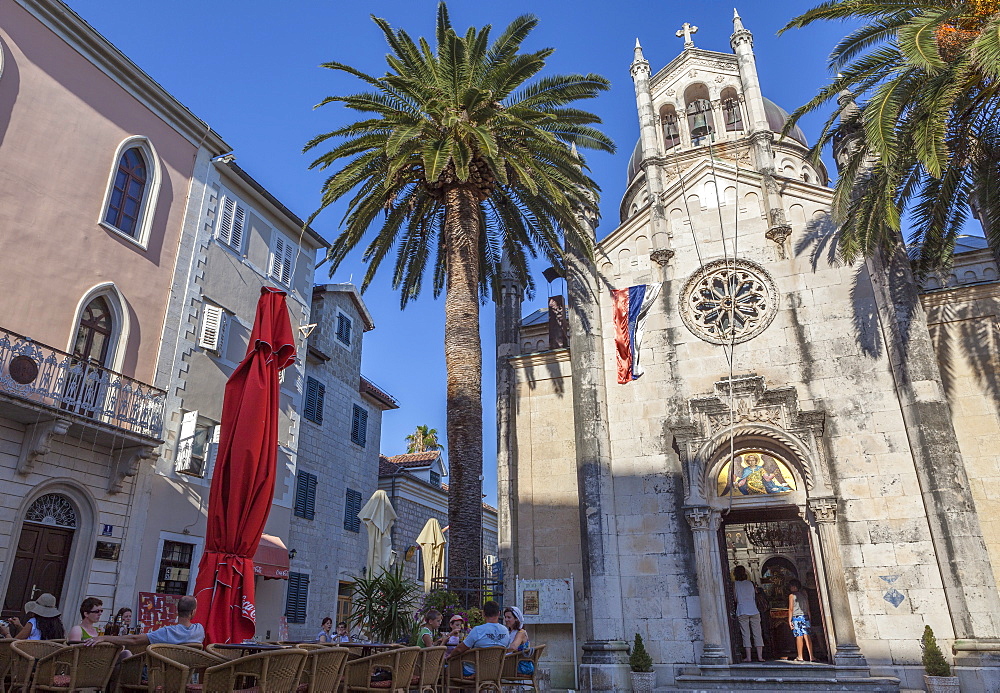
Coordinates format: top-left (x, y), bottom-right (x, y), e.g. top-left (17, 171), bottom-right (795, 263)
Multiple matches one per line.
top-left (650, 248), bottom-right (675, 266)
top-left (685, 505), bottom-right (720, 531)
top-left (17, 418), bottom-right (72, 475)
top-left (109, 445), bottom-right (158, 494)
top-left (808, 497), bottom-right (839, 523)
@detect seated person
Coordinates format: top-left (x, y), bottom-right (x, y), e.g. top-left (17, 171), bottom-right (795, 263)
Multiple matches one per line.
top-left (0, 593), bottom-right (65, 640)
top-left (68, 597), bottom-right (104, 642)
top-left (104, 607), bottom-right (133, 637)
top-left (334, 621), bottom-right (352, 643)
top-left (446, 600), bottom-right (509, 676)
top-left (88, 595), bottom-right (204, 647)
top-left (316, 617), bottom-right (335, 643)
top-left (503, 606), bottom-right (534, 676)
top-left (417, 610), bottom-right (453, 648)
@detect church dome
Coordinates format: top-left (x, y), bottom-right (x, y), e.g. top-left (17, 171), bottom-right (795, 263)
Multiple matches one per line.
top-left (626, 139), bottom-right (644, 183)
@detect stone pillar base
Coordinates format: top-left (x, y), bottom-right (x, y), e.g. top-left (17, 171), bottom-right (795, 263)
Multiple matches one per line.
top-left (833, 644), bottom-right (869, 669)
top-left (699, 643), bottom-right (728, 666)
top-left (580, 640), bottom-right (631, 691)
top-left (953, 639), bottom-right (1000, 693)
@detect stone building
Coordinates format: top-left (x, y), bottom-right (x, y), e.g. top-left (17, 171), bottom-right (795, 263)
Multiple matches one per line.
top-left (378, 451), bottom-right (499, 587)
top-left (0, 0), bottom-right (227, 621)
top-left (496, 14), bottom-right (1000, 693)
top-left (127, 160), bottom-right (328, 640)
top-left (285, 284), bottom-right (399, 641)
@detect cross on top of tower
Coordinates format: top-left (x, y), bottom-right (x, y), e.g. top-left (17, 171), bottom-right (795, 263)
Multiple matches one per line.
top-left (676, 22), bottom-right (698, 48)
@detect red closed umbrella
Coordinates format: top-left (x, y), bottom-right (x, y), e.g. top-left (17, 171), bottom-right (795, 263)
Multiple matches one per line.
top-left (193, 287), bottom-right (296, 644)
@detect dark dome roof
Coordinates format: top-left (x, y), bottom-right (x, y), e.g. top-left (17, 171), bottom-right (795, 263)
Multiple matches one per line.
top-left (625, 98), bottom-right (809, 182)
top-left (763, 98), bottom-right (808, 146)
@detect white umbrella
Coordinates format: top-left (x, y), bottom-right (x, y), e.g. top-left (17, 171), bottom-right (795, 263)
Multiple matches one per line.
top-left (359, 490), bottom-right (397, 576)
top-left (415, 518), bottom-right (446, 593)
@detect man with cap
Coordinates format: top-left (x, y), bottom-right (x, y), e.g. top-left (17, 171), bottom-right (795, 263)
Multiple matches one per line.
top-left (0, 593), bottom-right (66, 640)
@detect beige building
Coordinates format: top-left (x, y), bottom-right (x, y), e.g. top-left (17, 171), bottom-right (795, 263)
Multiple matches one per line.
top-left (0, 0), bottom-right (227, 620)
top-left (497, 15), bottom-right (1000, 693)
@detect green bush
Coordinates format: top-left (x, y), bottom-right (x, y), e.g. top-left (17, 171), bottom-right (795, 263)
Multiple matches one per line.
top-left (921, 625), bottom-right (951, 677)
top-left (629, 633), bottom-right (653, 673)
top-left (350, 564), bottom-right (421, 643)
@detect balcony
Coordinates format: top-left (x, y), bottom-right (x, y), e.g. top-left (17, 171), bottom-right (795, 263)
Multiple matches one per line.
top-left (0, 326), bottom-right (165, 492)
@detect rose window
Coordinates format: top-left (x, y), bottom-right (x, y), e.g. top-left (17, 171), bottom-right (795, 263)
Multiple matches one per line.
top-left (680, 259), bottom-right (777, 344)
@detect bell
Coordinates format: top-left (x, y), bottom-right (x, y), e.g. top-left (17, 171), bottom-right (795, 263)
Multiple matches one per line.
top-left (725, 101), bottom-right (742, 126)
top-left (663, 117), bottom-right (680, 146)
top-left (690, 111), bottom-right (710, 138)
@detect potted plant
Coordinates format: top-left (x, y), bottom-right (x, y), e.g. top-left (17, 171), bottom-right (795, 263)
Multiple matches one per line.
top-left (922, 625), bottom-right (960, 693)
top-left (350, 564), bottom-right (421, 643)
top-left (629, 633), bottom-right (655, 693)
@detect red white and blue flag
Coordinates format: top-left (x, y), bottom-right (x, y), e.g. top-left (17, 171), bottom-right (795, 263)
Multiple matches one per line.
top-left (612, 284), bottom-right (661, 384)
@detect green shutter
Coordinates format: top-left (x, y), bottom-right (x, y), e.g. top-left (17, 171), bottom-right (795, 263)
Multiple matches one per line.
top-left (351, 405), bottom-right (367, 446)
top-left (344, 488), bottom-right (362, 532)
top-left (294, 472), bottom-right (317, 520)
top-left (305, 377), bottom-right (324, 425)
top-left (285, 572), bottom-right (309, 623)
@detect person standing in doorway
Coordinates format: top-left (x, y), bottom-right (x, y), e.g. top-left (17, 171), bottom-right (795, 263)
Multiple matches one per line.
top-left (733, 566), bottom-right (765, 662)
top-left (787, 579), bottom-right (814, 662)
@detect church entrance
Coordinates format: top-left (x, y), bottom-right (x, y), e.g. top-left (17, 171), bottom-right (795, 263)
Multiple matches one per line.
top-left (719, 508), bottom-right (830, 663)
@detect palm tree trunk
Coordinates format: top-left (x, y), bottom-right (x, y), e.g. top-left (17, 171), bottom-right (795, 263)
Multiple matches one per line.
top-left (443, 184), bottom-right (484, 603)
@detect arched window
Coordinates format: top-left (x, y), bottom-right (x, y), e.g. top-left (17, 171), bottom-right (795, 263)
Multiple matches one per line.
top-left (720, 87), bottom-right (743, 132)
top-left (684, 83), bottom-right (715, 143)
top-left (72, 296), bottom-right (113, 367)
top-left (104, 148), bottom-right (147, 238)
top-left (660, 104), bottom-right (680, 150)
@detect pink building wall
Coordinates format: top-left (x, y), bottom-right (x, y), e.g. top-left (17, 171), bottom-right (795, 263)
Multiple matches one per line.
top-left (0, 1), bottom-right (218, 384)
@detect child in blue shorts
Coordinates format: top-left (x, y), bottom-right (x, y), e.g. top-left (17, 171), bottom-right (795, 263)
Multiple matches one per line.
top-left (787, 579), bottom-right (814, 662)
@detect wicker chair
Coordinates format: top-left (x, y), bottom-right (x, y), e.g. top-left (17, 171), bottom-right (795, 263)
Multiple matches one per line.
top-left (297, 646), bottom-right (349, 693)
top-left (342, 646), bottom-right (420, 693)
top-left (144, 644), bottom-right (223, 693)
top-left (25, 642), bottom-right (122, 692)
top-left (499, 644), bottom-right (546, 692)
top-left (203, 644), bottom-right (243, 662)
top-left (411, 646), bottom-right (446, 693)
top-left (199, 647), bottom-right (307, 692)
top-left (1, 638), bottom-right (14, 693)
top-left (115, 649), bottom-right (148, 693)
top-left (445, 647), bottom-right (506, 693)
top-left (8, 642), bottom-right (64, 693)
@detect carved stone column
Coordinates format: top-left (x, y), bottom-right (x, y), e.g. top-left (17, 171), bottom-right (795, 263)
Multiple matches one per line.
top-left (685, 506), bottom-right (728, 665)
top-left (808, 497), bottom-right (867, 667)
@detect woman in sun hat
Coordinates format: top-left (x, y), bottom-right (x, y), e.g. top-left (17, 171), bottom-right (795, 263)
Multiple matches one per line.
top-left (0, 593), bottom-right (66, 640)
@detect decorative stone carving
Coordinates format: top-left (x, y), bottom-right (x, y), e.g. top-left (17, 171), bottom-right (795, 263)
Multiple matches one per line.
top-left (809, 497), bottom-right (839, 523)
top-left (707, 402), bottom-right (783, 431)
top-left (685, 505), bottom-right (719, 531)
top-left (650, 248), bottom-right (675, 266)
top-left (16, 418), bottom-right (72, 475)
top-left (679, 259), bottom-right (778, 345)
top-left (109, 445), bottom-right (158, 494)
top-left (766, 225), bottom-right (793, 259)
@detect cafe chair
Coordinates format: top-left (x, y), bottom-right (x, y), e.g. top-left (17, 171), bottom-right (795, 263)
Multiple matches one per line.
top-left (24, 642), bottom-right (122, 692)
top-left (500, 644), bottom-right (546, 692)
top-left (203, 645), bottom-right (242, 662)
top-left (342, 646), bottom-right (420, 693)
top-left (143, 644), bottom-right (223, 693)
top-left (199, 647), bottom-right (307, 693)
top-left (446, 647), bottom-right (505, 693)
top-left (8, 642), bottom-right (64, 693)
top-left (297, 646), bottom-right (349, 693)
top-left (1, 638), bottom-right (15, 693)
top-left (410, 646), bottom-right (446, 693)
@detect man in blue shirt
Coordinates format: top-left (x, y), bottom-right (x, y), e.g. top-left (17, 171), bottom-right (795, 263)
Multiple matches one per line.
top-left (447, 600), bottom-right (508, 660)
top-left (88, 595), bottom-right (206, 647)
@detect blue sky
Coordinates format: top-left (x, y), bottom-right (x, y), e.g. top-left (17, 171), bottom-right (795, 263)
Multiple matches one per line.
top-left (67, 0), bottom-right (858, 503)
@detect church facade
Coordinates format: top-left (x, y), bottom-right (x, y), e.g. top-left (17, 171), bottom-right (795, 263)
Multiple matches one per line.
top-left (496, 14), bottom-right (1000, 692)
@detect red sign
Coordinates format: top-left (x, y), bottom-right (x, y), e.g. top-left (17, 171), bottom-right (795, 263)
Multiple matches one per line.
top-left (137, 592), bottom-right (181, 633)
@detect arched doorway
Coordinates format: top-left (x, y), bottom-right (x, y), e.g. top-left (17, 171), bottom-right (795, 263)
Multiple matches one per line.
top-left (2, 494), bottom-right (77, 619)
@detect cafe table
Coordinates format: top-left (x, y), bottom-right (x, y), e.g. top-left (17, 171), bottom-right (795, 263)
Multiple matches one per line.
top-left (338, 642), bottom-right (400, 658)
top-left (211, 642), bottom-right (288, 657)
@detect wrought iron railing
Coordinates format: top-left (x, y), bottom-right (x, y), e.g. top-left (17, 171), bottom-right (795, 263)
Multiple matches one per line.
top-left (0, 327), bottom-right (165, 439)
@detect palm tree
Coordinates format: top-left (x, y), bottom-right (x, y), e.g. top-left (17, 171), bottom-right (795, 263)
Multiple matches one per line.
top-left (305, 3), bottom-right (613, 588)
top-left (406, 425), bottom-right (443, 453)
top-left (780, 0), bottom-right (1000, 271)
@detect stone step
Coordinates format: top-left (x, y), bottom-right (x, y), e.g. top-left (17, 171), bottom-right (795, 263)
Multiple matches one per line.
top-left (698, 662), bottom-right (871, 679)
top-left (672, 672), bottom-right (901, 692)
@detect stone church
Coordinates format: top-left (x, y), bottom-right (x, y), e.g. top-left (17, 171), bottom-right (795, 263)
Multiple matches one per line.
top-left (495, 12), bottom-right (1000, 692)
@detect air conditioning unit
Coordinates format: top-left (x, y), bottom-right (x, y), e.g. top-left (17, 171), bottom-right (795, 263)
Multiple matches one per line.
top-left (483, 555), bottom-right (498, 567)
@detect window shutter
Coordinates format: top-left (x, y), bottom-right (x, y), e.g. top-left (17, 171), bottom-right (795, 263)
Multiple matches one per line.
top-left (344, 488), bottom-right (362, 532)
top-left (304, 377), bottom-right (324, 425)
top-left (175, 410), bottom-right (198, 474)
top-left (336, 314), bottom-right (352, 346)
top-left (294, 471), bottom-right (317, 520)
top-left (351, 405), bottom-right (367, 447)
top-left (205, 425), bottom-right (220, 477)
top-left (218, 196), bottom-right (246, 251)
top-left (270, 233), bottom-right (295, 286)
top-left (285, 572), bottom-right (309, 623)
top-left (198, 305), bottom-right (225, 351)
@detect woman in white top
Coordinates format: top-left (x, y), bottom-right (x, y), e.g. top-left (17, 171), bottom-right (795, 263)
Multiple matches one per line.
top-left (0, 593), bottom-right (65, 640)
top-left (732, 566), bottom-right (764, 662)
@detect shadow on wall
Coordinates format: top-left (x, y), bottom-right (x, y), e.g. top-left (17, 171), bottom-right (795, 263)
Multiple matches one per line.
top-left (0, 37), bottom-right (19, 148)
top-left (928, 302), bottom-right (1000, 408)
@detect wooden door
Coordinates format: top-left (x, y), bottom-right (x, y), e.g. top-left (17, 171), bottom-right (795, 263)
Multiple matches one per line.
top-left (2, 524), bottom-right (74, 619)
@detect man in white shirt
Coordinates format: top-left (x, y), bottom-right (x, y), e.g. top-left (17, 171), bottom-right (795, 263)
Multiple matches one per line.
top-left (88, 595), bottom-right (205, 647)
top-left (446, 600), bottom-right (508, 659)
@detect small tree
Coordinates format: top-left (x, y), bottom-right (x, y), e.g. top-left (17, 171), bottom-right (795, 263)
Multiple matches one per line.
top-left (922, 625), bottom-right (951, 677)
top-left (350, 564), bottom-right (421, 643)
top-left (629, 633), bottom-right (653, 673)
